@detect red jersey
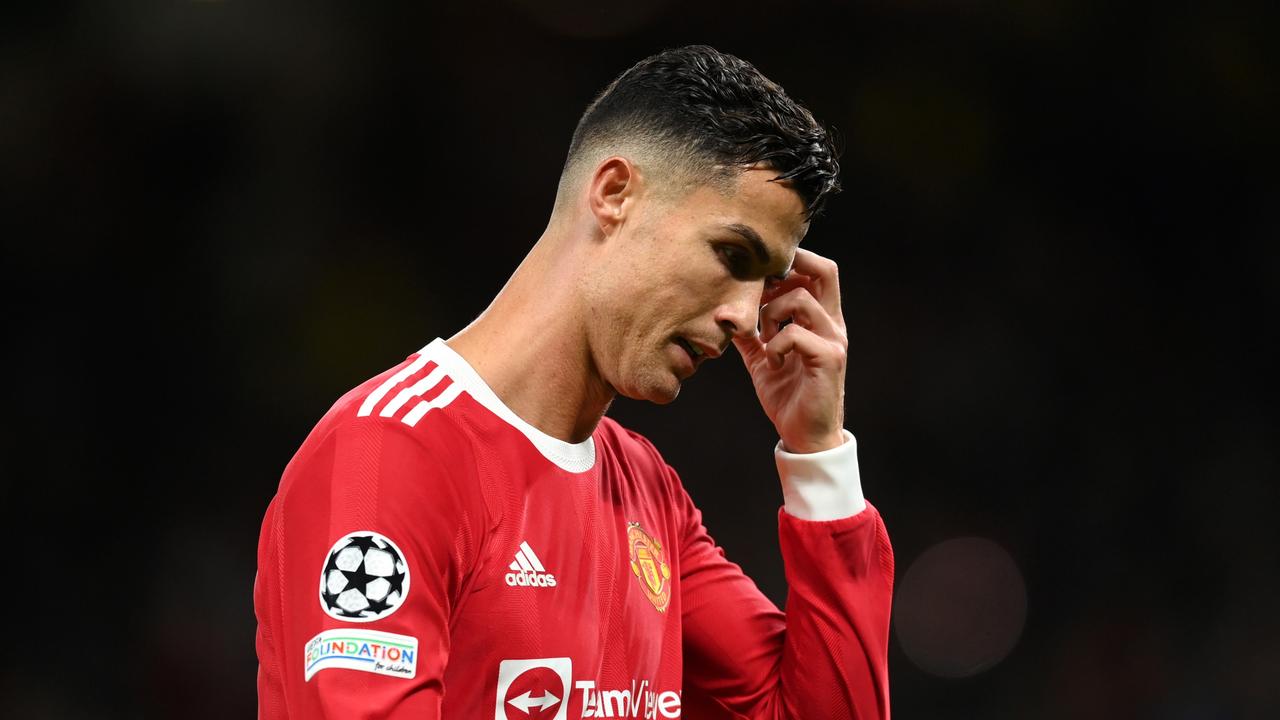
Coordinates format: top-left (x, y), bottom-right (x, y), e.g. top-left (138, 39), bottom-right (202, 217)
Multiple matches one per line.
top-left (254, 338), bottom-right (893, 719)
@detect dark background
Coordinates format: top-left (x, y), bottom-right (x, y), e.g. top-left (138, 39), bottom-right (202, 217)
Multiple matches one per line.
top-left (5, 1), bottom-right (1277, 718)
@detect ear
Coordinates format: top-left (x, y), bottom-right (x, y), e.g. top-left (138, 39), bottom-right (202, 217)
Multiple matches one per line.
top-left (587, 156), bottom-right (638, 239)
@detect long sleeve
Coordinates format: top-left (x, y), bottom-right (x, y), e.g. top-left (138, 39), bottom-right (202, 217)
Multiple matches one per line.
top-left (677, 433), bottom-right (894, 720)
top-left (255, 412), bottom-right (489, 719)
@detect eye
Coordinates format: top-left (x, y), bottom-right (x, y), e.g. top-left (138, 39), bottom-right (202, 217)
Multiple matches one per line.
top-left (715, 244), bottom-right (752, 279)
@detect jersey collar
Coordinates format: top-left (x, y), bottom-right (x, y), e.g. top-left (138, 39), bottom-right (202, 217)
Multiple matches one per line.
top-left (417, 338), bottom-right (597, 474)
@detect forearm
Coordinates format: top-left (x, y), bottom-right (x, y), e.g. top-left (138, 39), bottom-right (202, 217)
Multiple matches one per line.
top-left (774, 503), bottom-right (893, 720)
top-left (773, 432), bottom-right (893, 720)
top-left (679, 434), bottom-right (894, 720)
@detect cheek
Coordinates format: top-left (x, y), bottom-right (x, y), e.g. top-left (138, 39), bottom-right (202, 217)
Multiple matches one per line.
top-left (597, 236), bottom-right (725, 337)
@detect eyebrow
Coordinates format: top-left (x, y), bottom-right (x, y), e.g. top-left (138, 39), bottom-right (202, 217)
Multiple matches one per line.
top-left (724, 223), bottom-right (791, 280)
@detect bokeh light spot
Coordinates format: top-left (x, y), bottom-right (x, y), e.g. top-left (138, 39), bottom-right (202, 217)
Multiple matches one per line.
top-left (894, 537), bottom-right (1027, 678)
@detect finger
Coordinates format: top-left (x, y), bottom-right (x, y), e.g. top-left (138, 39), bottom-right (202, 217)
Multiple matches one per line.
top-left (765, 323), bottom-right (842, 369)
top-left (759, 286), bottom-right (840, 344)
top-left (732, 332), bottom-right (766, 365)
top-left (760, 271), bottom-right (814, 307)
top-left (790, 248), bottom-right (842, 317)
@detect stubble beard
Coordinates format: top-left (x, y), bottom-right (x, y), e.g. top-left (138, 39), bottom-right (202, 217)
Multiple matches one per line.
top-left (611, 346), bottom-right (681, 406)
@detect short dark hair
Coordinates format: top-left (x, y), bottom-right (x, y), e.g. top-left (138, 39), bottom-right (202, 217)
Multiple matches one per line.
top-left (559, 45), bottom-right (842, 221)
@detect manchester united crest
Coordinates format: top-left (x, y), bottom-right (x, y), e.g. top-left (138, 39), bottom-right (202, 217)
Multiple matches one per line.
top-left (627, 522), bottom-right (671, 613)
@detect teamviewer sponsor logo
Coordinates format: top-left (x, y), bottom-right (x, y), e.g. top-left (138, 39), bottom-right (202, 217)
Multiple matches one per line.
top-left (495, 659), bottom-right (682, 719)
top-left (495, 657), bottom-right (571, 720)
top-left (506, 541), bottom-right (557, 588)
top-left (576, 680), bottom-right (682, 719)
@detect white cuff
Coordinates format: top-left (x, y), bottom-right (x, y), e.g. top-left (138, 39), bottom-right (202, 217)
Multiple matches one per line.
top-left (774, 430), bottom-right (866, 521)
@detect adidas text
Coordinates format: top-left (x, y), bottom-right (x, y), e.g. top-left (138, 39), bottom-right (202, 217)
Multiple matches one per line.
top-left (505, 570), bottom-right (557, 587)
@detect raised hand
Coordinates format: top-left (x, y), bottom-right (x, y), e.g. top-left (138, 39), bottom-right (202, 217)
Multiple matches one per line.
top-left (733, 248), bottom-right (848, 453)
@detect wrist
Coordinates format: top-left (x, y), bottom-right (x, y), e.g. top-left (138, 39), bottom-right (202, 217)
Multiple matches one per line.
top-left (780, 430), bottom-right (845, 454)
top-left (775, 429), bottom-right (866, 520)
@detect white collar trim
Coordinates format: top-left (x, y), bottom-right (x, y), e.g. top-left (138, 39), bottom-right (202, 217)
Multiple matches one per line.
top-left (417, 337), bottom-right (597, 474)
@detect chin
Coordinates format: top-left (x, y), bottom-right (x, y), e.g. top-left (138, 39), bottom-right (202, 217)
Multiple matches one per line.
top-left (617, 371), bottom-right (682, 405)
top-left (645, 385), bottom-right (680, 405)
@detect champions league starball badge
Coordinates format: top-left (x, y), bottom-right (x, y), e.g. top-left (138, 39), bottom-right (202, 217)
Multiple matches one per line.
top-left (319, 531), bottom-right (410, 622)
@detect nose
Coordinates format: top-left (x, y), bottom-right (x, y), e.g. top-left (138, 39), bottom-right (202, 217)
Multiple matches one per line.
top-left (714, 281), bottom-right (764, 340)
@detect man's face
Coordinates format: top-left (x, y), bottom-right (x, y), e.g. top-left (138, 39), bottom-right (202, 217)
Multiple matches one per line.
top-left (586, 165), bottom-right (809, 404)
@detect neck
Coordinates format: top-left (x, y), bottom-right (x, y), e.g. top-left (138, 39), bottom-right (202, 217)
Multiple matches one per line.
top-left (446, 226), bottom-right (615, 444)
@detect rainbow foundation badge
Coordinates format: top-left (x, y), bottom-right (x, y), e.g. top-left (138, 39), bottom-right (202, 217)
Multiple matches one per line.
top-left (627, 522), bottom-right (671, 613)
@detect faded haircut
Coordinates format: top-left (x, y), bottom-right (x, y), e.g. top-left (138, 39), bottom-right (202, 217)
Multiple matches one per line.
top-left (556, 44), bottom-right (842, 221)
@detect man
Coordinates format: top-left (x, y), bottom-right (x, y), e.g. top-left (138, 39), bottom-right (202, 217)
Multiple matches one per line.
top-left (255, 45), bottom-right (893, 719)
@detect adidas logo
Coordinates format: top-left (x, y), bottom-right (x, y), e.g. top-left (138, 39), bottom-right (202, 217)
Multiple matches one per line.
top-left (505, 541), bottom-right (557, 588)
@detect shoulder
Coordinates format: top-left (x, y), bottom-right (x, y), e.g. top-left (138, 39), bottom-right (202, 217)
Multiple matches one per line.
top-left (594, 416), bottom-right (690, 504)
top-left (595, 417), bottom-right (706, 540)
top-left (276, 348), bottom-right (487, 512)
top-left (596, 415), bottom-right (667, 466)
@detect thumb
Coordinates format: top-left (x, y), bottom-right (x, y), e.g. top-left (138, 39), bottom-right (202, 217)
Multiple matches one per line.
top-left (732, 334), bottom-right (765, 364)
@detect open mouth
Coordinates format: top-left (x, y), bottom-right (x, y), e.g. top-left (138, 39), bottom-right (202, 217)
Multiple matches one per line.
top-left (675, 337), bottom-right (705, 363)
